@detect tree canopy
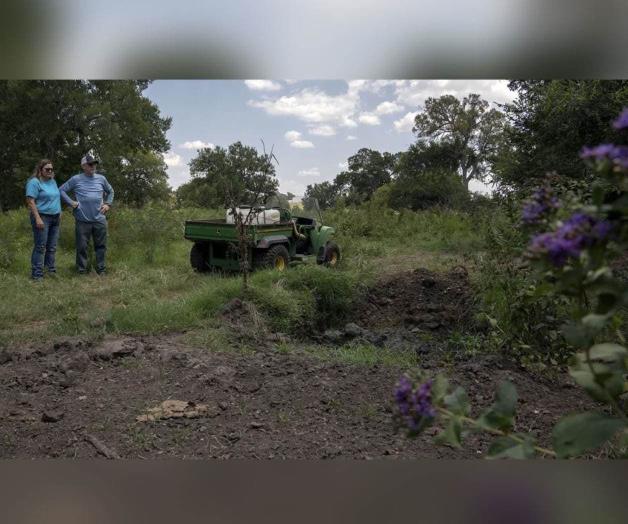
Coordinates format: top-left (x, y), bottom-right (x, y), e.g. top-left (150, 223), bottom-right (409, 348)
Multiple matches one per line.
top-left (0, 80), bottom-right (171, 211)
top-left (390, 142), bottom-right (468, 210)
top-left (413, 93), bottom-right (505, 190)
top-left (494, 80), bottom-right (628, 192)
top-left (188, 141), bottom-right (278, 210)
top-left (335, 148), bottom-right (397, 205)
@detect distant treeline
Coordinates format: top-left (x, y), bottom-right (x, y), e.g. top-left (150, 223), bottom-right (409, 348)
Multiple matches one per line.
top-left (1, 80), bottom-right (626, 213)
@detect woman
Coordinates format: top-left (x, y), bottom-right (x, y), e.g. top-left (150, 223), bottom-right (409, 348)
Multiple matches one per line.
top-left (25, 159), bottom-right (61, 281)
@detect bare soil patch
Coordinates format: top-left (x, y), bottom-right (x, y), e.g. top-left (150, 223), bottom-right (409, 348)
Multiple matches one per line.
top-left (353, 267), bottom-right (476, 335)
top-left (0, 331), bottom-right (592, 459)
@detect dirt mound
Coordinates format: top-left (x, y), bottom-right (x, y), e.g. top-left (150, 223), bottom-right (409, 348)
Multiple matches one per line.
top-left (353, 267), bottom-right (475, 334)
top-left (221, 298), bottom-right (269, 344)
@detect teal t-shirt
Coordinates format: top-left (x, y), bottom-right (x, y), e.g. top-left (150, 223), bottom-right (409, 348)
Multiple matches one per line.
top-left (25, 177), bottom-right (61, 215)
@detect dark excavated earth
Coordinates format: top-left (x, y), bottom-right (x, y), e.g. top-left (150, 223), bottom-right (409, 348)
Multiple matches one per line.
top-left (0, 268), bottom-right (595, 459)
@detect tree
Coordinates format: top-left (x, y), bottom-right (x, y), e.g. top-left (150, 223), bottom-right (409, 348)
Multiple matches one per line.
top-left (390, 142), bottom-right (468, 210)
top-left (494, 80), bottom-right (628, 192)
top-left (335, 148), bottom-right (397, 205)
top-left (266, 191), bottom-right (295, 209)
top-left (413, 93), bottom-right (505, 191)
top-left (304, 181), bottom-right (340, 210)
top-left (189, 141), bottom-right (278, 289)
top-left (117, 151), bottom-right (171, 207)
top-left (0, 80), bottom-right (172, 211)
top-left (175, 178), bottom-right (223, 208)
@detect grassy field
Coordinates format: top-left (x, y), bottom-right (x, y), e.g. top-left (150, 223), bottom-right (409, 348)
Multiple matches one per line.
top-left (0, 203), bottom-right (486, 351)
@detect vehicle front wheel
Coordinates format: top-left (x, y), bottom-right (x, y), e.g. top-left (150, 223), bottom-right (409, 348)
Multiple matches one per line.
top-left (258, 245), bottom-right (290, 271)
top-left (190, 242), bottom-right (210, 272)
top-left (323, 242), bottom-right (340, 268)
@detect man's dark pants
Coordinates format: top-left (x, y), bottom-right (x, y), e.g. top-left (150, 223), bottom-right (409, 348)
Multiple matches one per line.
top-left (75, 220), bottom-right (108, 274)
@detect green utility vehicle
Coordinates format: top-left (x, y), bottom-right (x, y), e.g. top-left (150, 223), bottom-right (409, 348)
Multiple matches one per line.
top-left (184, 205), bottom-right (340, 273)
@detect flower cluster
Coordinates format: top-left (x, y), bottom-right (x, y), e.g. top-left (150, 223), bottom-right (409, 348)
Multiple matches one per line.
top-left (580, 144), bottom-right (628, 170)
top-left (394, 375), bottom-right (436, 433)
top-left (521, 186), bottom-right (560, 225)
top-left (613, 108), bottom-right (628, 130)
top-left (528, 212), bottom-right (613, 267)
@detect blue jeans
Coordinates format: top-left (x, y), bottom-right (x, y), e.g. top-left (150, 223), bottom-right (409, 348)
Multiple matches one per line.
top-left (30, 213), bottom-right (61, 279)
top-left (75, 220), bottom-right (108, 274)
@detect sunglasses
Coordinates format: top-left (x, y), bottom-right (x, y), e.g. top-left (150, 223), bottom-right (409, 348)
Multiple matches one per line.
top-left (86, 162), bottom-right (97, 167)
top-left (43, 167), bottom-right (54, 172)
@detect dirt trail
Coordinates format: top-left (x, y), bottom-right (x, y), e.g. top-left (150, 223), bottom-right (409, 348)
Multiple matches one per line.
top-left (0, 267), bottom-right (595, 459)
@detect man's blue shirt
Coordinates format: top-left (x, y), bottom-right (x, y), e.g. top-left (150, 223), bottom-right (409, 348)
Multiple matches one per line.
top-left (59, 173), bottom-right (114, 223)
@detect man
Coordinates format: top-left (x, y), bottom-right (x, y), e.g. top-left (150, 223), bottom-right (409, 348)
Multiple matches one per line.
top-left (59, 154), bottom-right (114, 275)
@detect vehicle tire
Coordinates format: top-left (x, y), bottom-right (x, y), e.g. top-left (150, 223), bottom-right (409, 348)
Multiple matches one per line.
top-left (258, 244), bottom-right (290, 271)
top-left (323, 242), bottom-right (340, 268)
top-left (190, 242), bottom-right (210, 272)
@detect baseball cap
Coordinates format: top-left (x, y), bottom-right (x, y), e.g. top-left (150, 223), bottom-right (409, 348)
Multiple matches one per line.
top-left (80, 153), bottom-right (99, 165)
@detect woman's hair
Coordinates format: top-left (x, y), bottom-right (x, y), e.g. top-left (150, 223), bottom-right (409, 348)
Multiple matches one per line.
top-left (31, 159), bottom-right (52, 179)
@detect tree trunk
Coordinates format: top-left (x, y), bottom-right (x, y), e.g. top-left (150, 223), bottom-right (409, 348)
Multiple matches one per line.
top-left (461, 167), bottom-right (470, 191)
top-left (235, 214), bottom-right (249, 291)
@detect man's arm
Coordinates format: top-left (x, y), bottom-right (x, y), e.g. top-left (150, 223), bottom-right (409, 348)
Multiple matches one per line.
top-left (103, 178), bottom-right (114, 206)
top-left (100, 177), bottom-right (114, 213)
top-left (59, 176), bottom-right (79, 207)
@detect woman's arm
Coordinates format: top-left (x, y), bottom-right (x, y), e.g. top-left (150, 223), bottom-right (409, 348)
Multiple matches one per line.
top-left (26, 197), bottom-right (44, 229)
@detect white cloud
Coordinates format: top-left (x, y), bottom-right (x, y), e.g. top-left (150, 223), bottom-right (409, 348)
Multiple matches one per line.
top-left (308, 125), bottom-right (336, 136)
top-left (244, 79), bottom-right (282, 91)
top-left (358, 112), bottom-right (381, 126)
top-left (346, 135), bottom-right (357, 140)
top-left (180, 140), bottom-right (215, 150)
top-left (393, 111), bottom-right (418, 133)
top-left (297, 167), bottom-right (320, 177)
top-left (249, 87), bottom-right (360, 128)
top-left (392, 80), bottom-right (515, 108)
top-left (341, 117), bottom-right (358, 128)
top-left (163, 152), bottom-right (182, 167)
top-left (338, 161), bottom-right (348, 169)
top-left (284, 130), bottom-right (302, 142)
top-left (375, 101), bottom-right (404, 115)
top-left (167, 168), bottom-right (192, 189)
top-left (290, 140), bottom-right (315, 149)
top-left (284, 130), bottom-right (315, 148)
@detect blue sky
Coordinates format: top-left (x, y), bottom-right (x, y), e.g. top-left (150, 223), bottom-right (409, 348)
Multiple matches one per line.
top-left (144, 80), bottom-right (515, 196)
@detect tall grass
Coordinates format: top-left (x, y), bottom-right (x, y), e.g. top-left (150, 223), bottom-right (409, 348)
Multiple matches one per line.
top-left (0, 203), bottom-right (489, 347)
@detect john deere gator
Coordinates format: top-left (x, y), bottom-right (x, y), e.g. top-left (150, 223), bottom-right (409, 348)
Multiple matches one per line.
top-left (184, 205), bottom-right (340, 272)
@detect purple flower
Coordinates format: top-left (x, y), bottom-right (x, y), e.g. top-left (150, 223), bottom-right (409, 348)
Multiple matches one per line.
top-left (394, 376), bottom-right (436, 433)
top-left (580, 144), bottom-right (618, 160)
top-left (521, 186), bottom-right (560, 225)
top-left (580, 144), bottom-right (628, 171)
top-left (613, 108), bottom-right (628, 130)
top-left (528, 212), bottom-right (614, 267)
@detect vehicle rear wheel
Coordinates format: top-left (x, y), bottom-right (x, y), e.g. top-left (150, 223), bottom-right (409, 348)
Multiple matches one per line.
top-left (323, 242), bottom-right (340, 268)
top-left (190, 242), bottom-right (210, 272)
top-left (258, 245), bottom-right (290, 271)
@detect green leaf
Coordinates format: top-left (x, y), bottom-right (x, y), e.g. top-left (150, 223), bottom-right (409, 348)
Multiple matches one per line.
top-left (591, 183), bottom-right (605, 207)
top-left (431, 374), bottom-right (450, 404)
top-left (562, 322), bottom-right (593, 348)
top-left (569, 347), bottom-right (627, 402)
top-left (478, 381), bottom-right (517, 432)
top-left (588, 343), bottom-right (627, 363)
top-left (552, 412), bottom-right (625, 458)
top-left (444, 387), bottom-right (469, 416)
top-left (435, 417), bottom-right (462, 449)
top-left (487, 435), bottom-right (536, 459)
top-left (582, 313), bottom-right (610, 331)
